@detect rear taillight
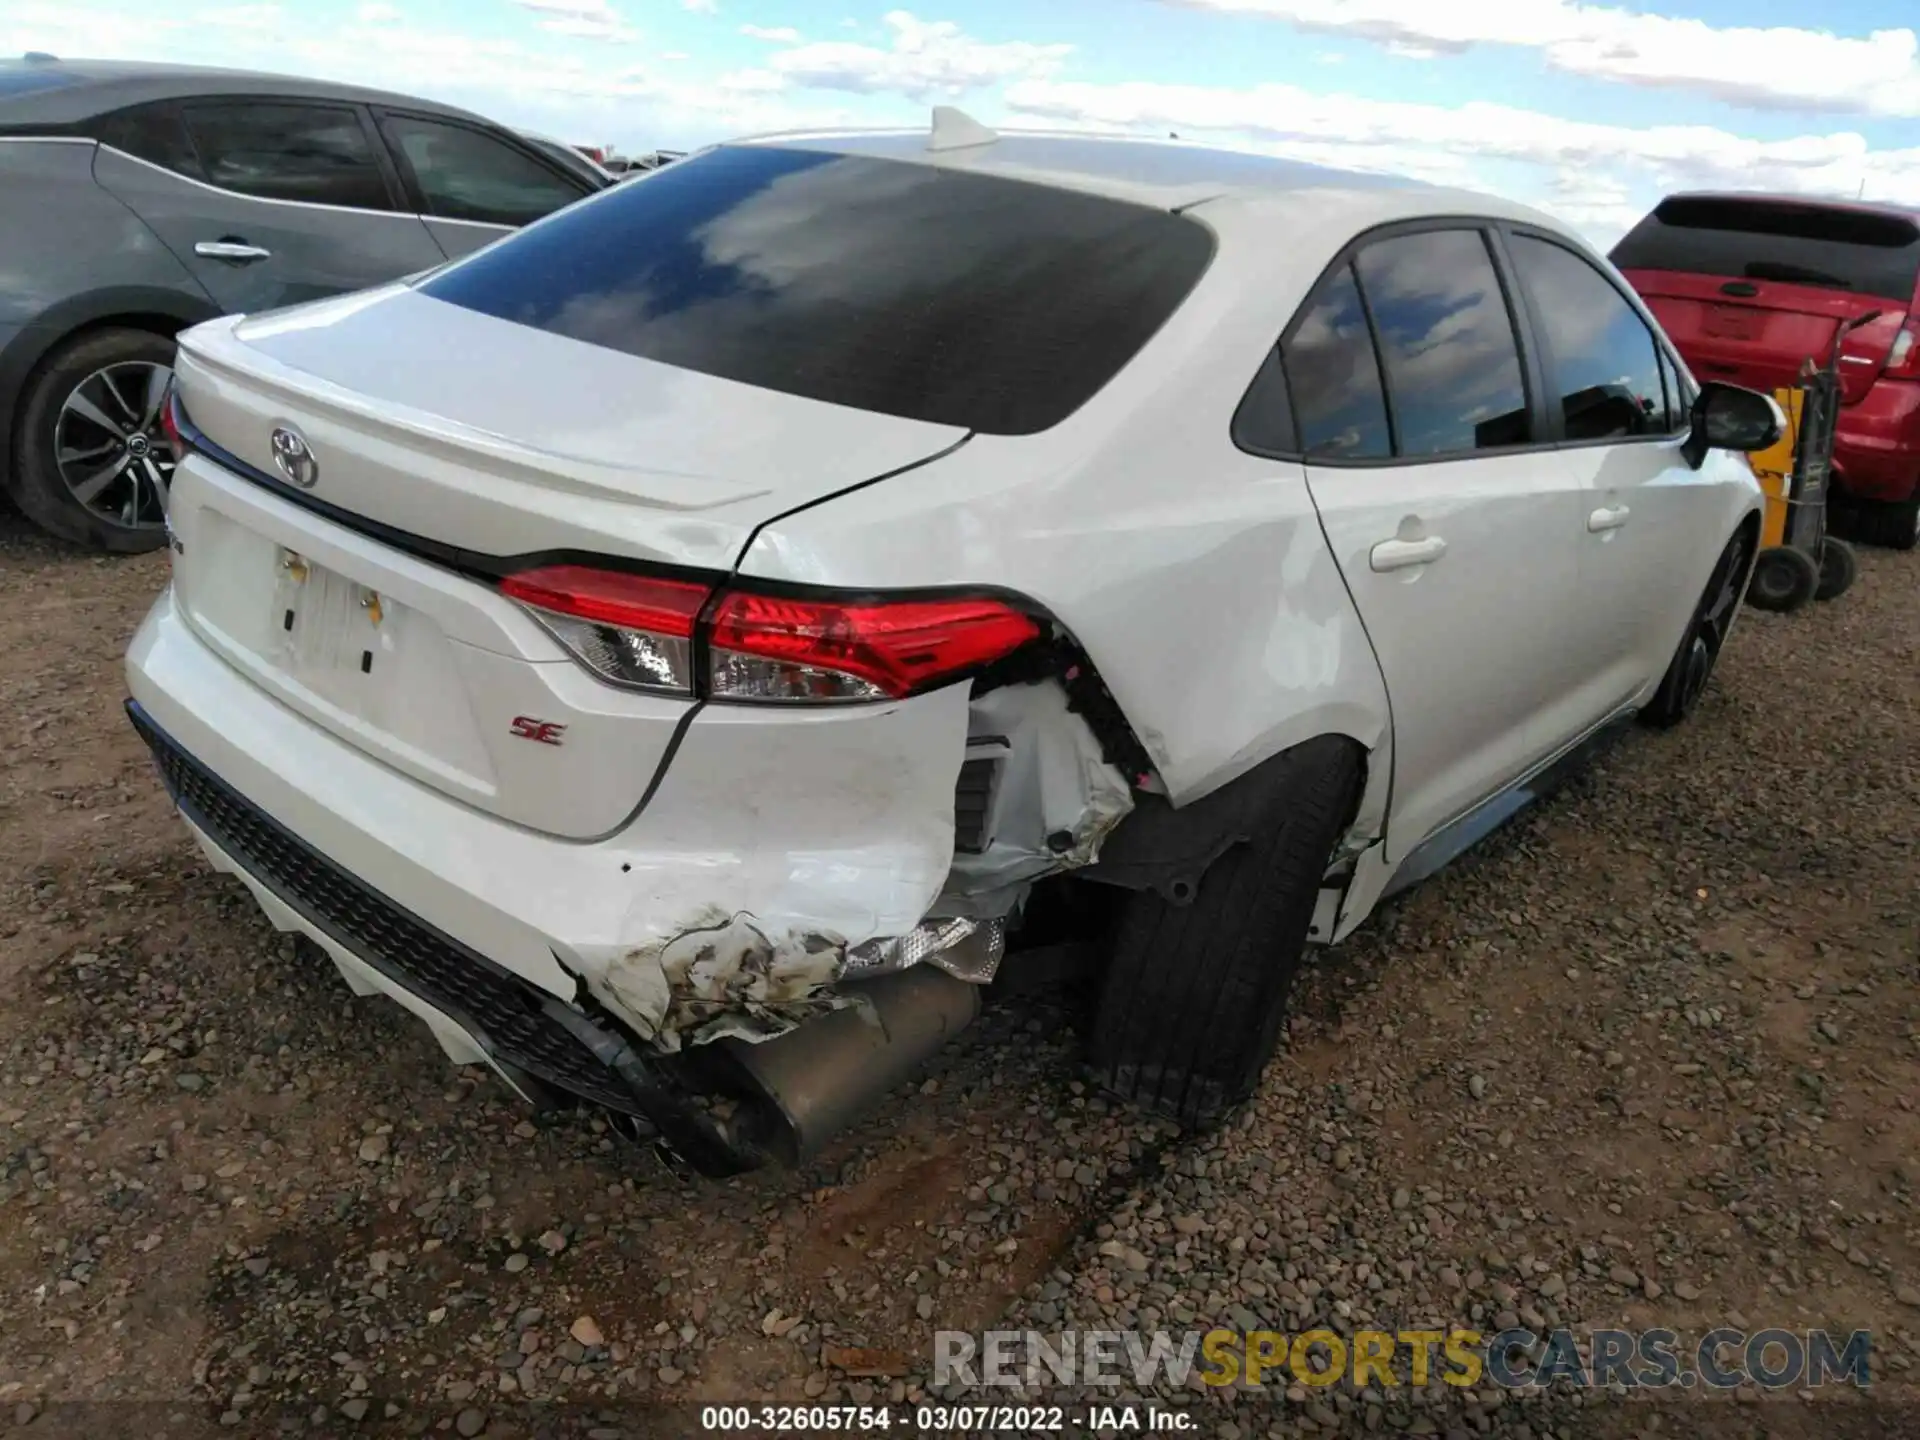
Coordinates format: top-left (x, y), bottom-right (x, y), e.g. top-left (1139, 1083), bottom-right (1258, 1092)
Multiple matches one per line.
top-left (500, 565), bottom-right (708, 694)
top-left (707, 592), bottom-right (1041, 703)
top-left (160, 382), bottom-right (189, 461)
top-left (499, 566), bottom-right (1040, 704)
top-left (1888, 326), bottom-right (1918, 376)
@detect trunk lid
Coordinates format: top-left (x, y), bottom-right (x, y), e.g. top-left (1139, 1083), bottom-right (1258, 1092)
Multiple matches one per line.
top-left (1612, 194), bottom-right (1920, 405)
top-left (1623, 272), bottom-right (1905, 403)
top-left (167, 289), bottom-right (966, 838)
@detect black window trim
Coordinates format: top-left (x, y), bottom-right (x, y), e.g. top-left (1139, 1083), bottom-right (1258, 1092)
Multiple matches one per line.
top-left (1496, 221), bottom-right (1694, 450)
top-left (123, 95), bottom-right (413, 217)
top-left (371, 105), bottom-right (593, 228)
top-left (1232, 214), bottom-right (1551, 470)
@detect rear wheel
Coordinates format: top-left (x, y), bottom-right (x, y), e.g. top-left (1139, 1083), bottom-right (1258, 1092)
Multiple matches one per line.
top-left (1746, 545), bottom-right (1819, 613)
top-left (1088, 736), bottom-right (1361, 1129)
top-left (1641, 525), bottom-right (1752, 730)
top-left (6, 327), bottom-right (176, 554)
top-left (1815, 537), bottom-right (1858, 602)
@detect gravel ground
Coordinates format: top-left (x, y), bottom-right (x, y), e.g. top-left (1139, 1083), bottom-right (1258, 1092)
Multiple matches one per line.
top-left (0, 509), bottom-right (1915, 1440)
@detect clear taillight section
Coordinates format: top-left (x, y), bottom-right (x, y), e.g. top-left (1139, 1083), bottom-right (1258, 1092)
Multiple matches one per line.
top-left (1888, 326), bottom-right (1917, 376)
top-left (499, 565), bottom-right (708, 694)
top-left (500, 566), bottom-right (1041, 704)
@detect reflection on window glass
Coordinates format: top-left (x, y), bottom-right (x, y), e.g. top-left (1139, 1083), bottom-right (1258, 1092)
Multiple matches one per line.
top-left (1280, 263), bottom-right (1390, 459)
top-left (183, 103), bottom-right (389, 210)
top-left (93, 104), bottom-right (203, 179)
top-left (384, 115), bottom-right (585, 227)
top-left (1660, 347), bottom-right (1693, 430)
top-left (420, 144), bottom-right (1216, 434)
top-left (1511, 236), bottom-right (1668, 441)
top-left (1355, 230), bottom-right (1529, 457)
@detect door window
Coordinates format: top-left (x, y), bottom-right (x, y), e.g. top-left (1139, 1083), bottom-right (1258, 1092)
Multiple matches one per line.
top-left (1277, 262), bottom-right (1392, 460)
top-left (91, 103), bottom-right (203, 179)
top-left (182, 102), bottom-right (392, 211)
top-left (381, 114), bottom-right (586, 227)
top-left (1354, 229), bottom-right (1531, 457)
top-left (1510, 234), bottom-right (1671, 441)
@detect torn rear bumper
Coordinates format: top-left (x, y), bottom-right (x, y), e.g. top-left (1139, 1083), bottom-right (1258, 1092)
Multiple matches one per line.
top-left (130, 700), bottom-right (987, 1173)
top-left (124, 584), bottom-right (999, 1170)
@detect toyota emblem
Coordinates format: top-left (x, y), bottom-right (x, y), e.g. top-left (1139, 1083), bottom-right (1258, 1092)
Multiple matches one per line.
top-left (270, 426), bottom-right (319, 489)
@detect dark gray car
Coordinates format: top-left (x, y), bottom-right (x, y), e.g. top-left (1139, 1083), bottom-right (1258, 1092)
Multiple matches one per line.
top-left (0, 55), bottom-right (608, 552)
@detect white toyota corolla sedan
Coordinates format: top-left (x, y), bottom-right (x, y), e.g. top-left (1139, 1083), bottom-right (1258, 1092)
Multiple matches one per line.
top-left (128, 114), bottom-right (1782, 1174)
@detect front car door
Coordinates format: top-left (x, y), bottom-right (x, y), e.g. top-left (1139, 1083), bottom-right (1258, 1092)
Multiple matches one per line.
top-left (1274, 225), bottom-right (1595, 863)
top-left (91, 98), bottom-right (446, 314)
top-left (1502, 229), bottom-right (1725, 715)
top-left (373, 109), bottom-right (594, 260)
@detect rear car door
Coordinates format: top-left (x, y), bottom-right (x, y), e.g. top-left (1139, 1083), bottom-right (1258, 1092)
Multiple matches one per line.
top-left (1504, 229), bottom-right (1716, 717)
top-left (1277, 225), bottom-right (1593, 863)
top-left (92, 98), bottom-right (445, 314)
top-left (373, 109), bottom-right (595, 260)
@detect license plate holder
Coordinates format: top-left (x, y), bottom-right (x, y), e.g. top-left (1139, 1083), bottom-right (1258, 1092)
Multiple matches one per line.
top-left (276, 552), bottom-right (385, 679)
top-left (1703, 304), bottom-right (1762, 341)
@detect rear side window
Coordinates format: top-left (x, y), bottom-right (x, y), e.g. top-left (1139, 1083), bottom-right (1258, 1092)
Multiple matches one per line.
top-left (92, 103), bottom-right (203, 179)
top-left (418, 144), bottom-right (1216, 435)
top-left (381, 113), bottom-right (587, 226)
top-left (1611, 196), bottom-right (1920, 304)
top-left (1278, 263), bottom-right (1391, 459)
top-left (182, 102), bottom-right (391, 211)
top-left (1509, 235), bottom-right (1671, 441)
top-left (1354, 229), bottom-right (1531, 457)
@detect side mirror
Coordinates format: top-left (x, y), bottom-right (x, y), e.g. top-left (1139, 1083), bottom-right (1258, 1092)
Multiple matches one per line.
top-left (1681, 381), bottom-right (1786, 469)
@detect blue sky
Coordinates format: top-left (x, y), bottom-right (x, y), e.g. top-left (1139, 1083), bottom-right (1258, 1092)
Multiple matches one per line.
top-left (9, 0), bottom-right (1919, 242)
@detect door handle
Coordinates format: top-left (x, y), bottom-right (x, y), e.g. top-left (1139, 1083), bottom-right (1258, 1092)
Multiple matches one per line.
top-left (1369, 535), bottom-right (1447, 572)
top-left (195, 240), bottom-right (272, 263)
top-left (1587, 504), bottom-right (1631, 533)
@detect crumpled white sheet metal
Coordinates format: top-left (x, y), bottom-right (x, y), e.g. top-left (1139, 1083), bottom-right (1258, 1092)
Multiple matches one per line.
top-left (938, 681), bottom-right (1135, 918)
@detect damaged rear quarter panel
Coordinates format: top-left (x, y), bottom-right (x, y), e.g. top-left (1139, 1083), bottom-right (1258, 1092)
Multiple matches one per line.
top-left (568, 684), bottom-right (972, 1049)
top-left (937, 680), bottom-right (1135, 918)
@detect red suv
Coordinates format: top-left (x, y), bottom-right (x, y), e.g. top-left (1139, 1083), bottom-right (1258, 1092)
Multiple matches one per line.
top-left (1613, 193), bottom-right (1920, 550)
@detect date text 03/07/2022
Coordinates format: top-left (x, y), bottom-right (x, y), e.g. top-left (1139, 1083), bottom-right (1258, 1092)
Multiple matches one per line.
top-left (698, 1404), bottom-right (1194, 1432)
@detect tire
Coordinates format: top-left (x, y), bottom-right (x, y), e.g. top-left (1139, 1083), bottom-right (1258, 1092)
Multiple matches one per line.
top-left (1088, 736), bottom-right (1362, 1129)
top-left (1745, 545), bottom-right (1820, 613)
top-left (6, 327), bottom-right (177, 554)
top-left (1815, 536), bottom-right (1858, 602)
top-left (1641, 524), bottom-right (1752, 730)
top-left (1844, 493), bottom-right (1920, 552)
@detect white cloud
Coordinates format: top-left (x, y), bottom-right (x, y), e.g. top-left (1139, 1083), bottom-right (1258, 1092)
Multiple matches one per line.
top-left (513, 0), bottom-right (638, 43)
top-left (1156, 0), bottom-right (1920, 116)
top-left (683, 0), bottom-right (717, 11)
top-left (355, 2), bottom-right (399, 21)
top-left (765, 9), bottom-right (1072, 100)
top-left (740, 24), bottom-right (803, 43)
top-left (1003, 76), bottom-right (1920, 219)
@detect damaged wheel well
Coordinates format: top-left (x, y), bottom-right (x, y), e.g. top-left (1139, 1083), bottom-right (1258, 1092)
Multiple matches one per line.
top-left (973, 630), bottom-right (1157, 789)
top-left (1072, 733), bottom-right (1371, 905)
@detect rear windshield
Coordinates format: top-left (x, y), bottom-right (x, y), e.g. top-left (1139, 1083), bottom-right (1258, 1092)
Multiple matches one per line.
top-left (418, 144), bottom-right (1216, 435)
top-left (1611, 196), bottom-right (1920, 303)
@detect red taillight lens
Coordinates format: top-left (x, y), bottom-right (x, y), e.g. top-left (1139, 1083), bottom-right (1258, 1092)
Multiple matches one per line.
top-left (707, 591), bottom-right (1040, 702)
top-left (159, 383), bottom-right (188, 460)
top-left (500, 565), bottom-right (709, 694)
top-left (500, 565), bottom-right (1042, 703)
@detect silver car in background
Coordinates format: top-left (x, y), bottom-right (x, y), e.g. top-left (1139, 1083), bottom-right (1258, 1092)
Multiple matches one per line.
top-left (0, 54), bottom-right (608, 552)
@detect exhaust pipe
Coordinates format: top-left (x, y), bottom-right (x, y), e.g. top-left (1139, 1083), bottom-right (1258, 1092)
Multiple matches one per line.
top-left (719, 958), bottom-right (984, 1167)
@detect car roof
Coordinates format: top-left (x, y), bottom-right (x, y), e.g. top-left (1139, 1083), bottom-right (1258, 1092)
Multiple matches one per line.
top-left (734, 121), bottom-right (1562, 231)
top-left (0, 55), bottom-right (495, 128)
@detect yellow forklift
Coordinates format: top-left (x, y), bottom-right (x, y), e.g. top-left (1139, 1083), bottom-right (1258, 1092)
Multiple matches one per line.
top-left (1741, 310), bottom-right (1875, 612)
